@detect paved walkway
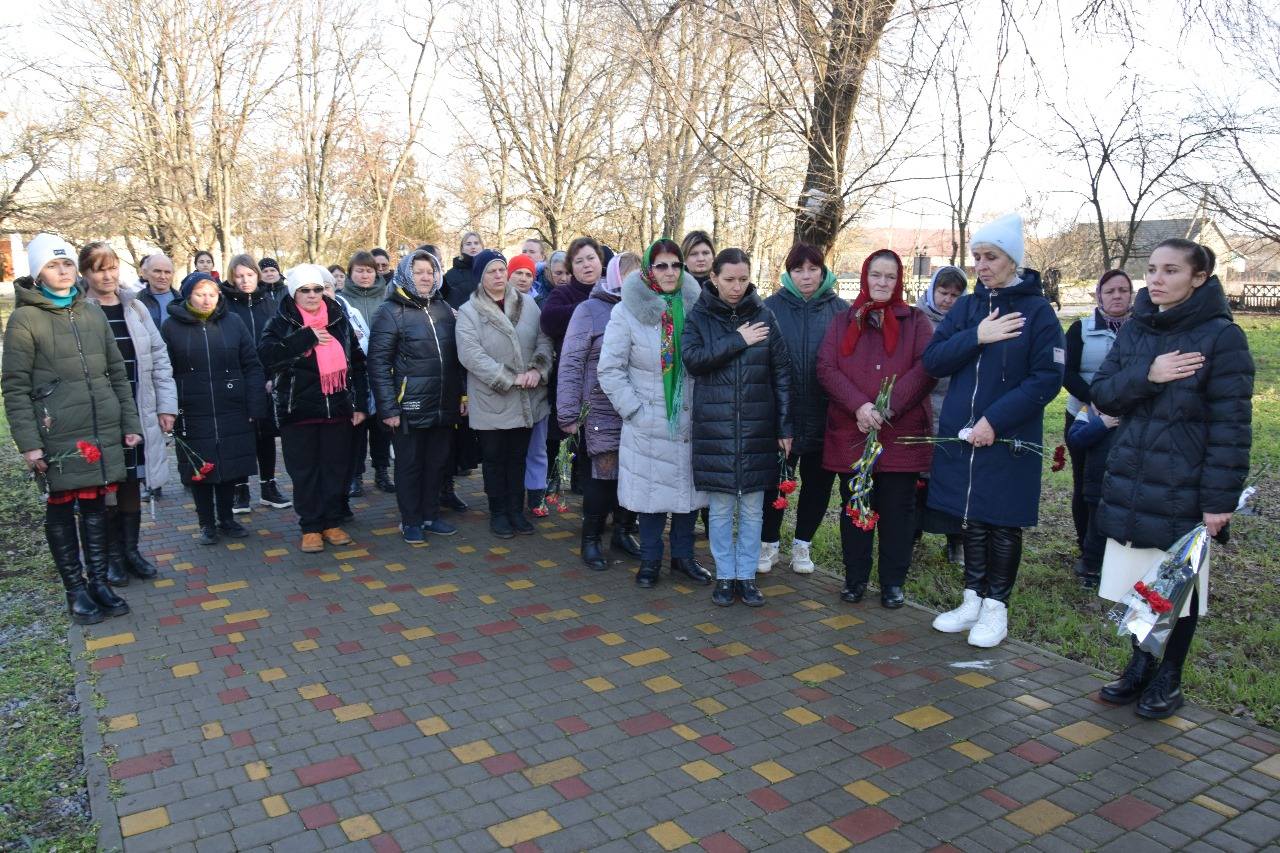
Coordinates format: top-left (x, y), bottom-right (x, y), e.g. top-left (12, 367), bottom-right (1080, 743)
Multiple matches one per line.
top-left (73, 473), bottom-right (1280, 853)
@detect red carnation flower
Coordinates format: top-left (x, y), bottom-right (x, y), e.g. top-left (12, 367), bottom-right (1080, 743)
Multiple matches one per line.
top-left (778, 479), bottom-right (797, 495)
top-left (190, 472), bottom-right (204, 482)
top-left (1050, 444), bottom-right (1067, 473)
top-left (771, 497), bottom-right (788, 510)
top-left (199, 462), bottom-right (215, 476)
top-left (77, 440), bottom-right (102, 464)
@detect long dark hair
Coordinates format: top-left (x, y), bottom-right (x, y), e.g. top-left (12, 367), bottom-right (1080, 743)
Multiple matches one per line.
top-left (711, 247), bottom-right (750, 275)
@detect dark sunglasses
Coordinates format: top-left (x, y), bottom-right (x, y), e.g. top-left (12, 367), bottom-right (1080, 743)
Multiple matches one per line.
top-left (295, 286), bottom-right (324, 295)
top-left (650, 261), bottom-right (683, 272)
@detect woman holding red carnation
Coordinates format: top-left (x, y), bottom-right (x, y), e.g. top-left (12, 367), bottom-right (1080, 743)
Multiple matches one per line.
top-left (3, 233), bottom-right (142, 625)
top-left (817, 249), bottom-right (936, 609)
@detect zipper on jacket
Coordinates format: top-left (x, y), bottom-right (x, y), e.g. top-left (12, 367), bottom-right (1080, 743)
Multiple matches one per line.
top-left (960, 291), bottom-right (990, 529)
top-left (201, 323), bottom-right (222, 448)
top-left (424, 300), bottom-right (444, 422)
top-left (732, 310), bottom-right (742, 496)
top-left (68, 309), bottom-right (109, 483)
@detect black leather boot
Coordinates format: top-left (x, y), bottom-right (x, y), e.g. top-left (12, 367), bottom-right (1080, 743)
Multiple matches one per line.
top-left (670, 556), bottom-right (713, 586)
top-left (440, 479), bottom-right (469, 512)
top-left (1099, 638), bottom-right (1157, 705)
top-left (712, 579), bottom-right (735, 606)
top-left (880, 586), bottom-right (905, 608)
top-left (507, 494), bottom-right (535, 536)
top-left (610, 510), bottom-right (642, 557)
top-left (102, 507), bottom-right (131, 586)
top-left (840, 582), bottom-right (867, 603)
top-left (374, 467), bottom-right (396, 493)
top-left (1135, 659), bottom-right (1184, 719)
top-left (81, 510), bottom-right (129, 617)
top-left (581, 514), bottom-right (607, 570)
top-left (488, 497), bottom-right (514, 539)
top-left (635, 559), bottom-right (661, 588)
top-left (737, 579), bottom-right (765, 607)
top-left (48, 513), bottom-right (103, 625)
top-left (119, 511), bottom-right (158, 580)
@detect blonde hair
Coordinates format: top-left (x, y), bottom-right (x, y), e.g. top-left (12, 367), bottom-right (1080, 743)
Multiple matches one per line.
top-left (617, 252), bottom-right (641, 279)
top-left (227, 253), bottom-right (260, 281)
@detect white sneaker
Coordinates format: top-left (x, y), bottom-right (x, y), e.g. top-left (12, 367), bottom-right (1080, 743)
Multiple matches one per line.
top-left (932, 588), bottom-right (982, 633)
top-left (757, 541), bottom-right (779, 574)
top-left (791, 541), bottom-right (814, 574)
top-left (967, 598), bottom-right (1008, 647)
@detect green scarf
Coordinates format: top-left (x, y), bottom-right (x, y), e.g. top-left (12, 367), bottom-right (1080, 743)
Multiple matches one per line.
top-left (780, 267), bottom-right (837, 301)
top-left (643, 239), bottom-right (686, 435)
top-left (39, 283), bottom-right (76, 308)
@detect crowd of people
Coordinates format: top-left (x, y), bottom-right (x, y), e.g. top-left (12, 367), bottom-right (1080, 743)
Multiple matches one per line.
top-left (1, 214), bottom-right (1253, 721)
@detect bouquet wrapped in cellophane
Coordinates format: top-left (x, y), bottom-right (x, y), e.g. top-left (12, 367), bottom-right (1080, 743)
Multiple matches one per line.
top-left (1106, 525), bottom-right (1208, 657)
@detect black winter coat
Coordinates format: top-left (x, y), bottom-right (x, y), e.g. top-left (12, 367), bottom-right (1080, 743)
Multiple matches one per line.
top-left (443, 255), bottom-right (478, 310)
top-left (1092, 279), bottom-right (1253, 550)
top-left (683, 284), bottom-right (792, 494)
top-left (763, 286), bottom-right (847, 455)
top-left (258, 295), bottom-right (370, 427)
top-left (161, 299), bottom-right (268, 484)
top-left (221, 286), bottom-right (276, 342)
top-left (367, 284), bottom-right (463, 430)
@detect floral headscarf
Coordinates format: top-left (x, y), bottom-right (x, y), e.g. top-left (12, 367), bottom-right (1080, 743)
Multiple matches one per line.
top-left (643, 239), bottom-right (685, 436)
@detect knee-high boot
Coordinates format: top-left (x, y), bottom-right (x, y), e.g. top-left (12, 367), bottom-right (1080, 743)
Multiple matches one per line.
top-left (119, 510), bottom-right (158, 580)
top-left (101, 506), bottom-right (131, 586)
top-left (611, 508), bottom-right (642, 557)
top-left (47, 512), bottom-right (102, 625)
top-left (80, 510), bottom-right (130, 617)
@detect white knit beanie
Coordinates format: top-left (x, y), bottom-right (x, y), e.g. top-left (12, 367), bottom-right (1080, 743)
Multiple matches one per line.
top-left (284, 263), bottom-right (334, 298)
top-left (969, 213), bottom-right (1024, 267)
top-left (26, 233), bottom-right (77, 280)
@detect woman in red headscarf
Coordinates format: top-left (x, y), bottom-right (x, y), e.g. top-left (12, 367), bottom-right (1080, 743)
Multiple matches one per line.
top-left (817, 249), bottom-right (936, 608)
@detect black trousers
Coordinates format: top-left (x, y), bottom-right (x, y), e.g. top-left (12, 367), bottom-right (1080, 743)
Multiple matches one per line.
top-left (392, 425), bottom-right (453, 525)
top-left (192, 482), bottom-right (236, 526)
top-left (351, 418), bottom-right (392, 476)
top-left (1080, 502), bottom-right (1107, 574)
top-left (962, 522), bottom-right (1023, 603)
top-left (282, 421), bottom-right (354, 533)
top-left (838, 470), bottom-right (919, 588)
top-left (1163, 588), bottom-right (1200, 670)
top-left (582, 474), bottom-right (619, 518)
top-left (762, 450), bottom-right (837, 543)
top-left (255, 428), bottom-right (278, 481)
top-left (1064, 412), bottom-right (1088, 548)
top-left (477, 428), bottom-right (532, 512)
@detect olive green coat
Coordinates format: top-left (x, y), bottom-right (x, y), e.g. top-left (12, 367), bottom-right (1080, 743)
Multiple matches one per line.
top-left (2, 279), bottom-right (142, 491)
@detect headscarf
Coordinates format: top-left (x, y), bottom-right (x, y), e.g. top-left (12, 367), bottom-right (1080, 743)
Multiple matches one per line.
top-left (916, 265), bottom-right (969, 324)
top-left (392, 251), bottom-right (442, 299)
top-left (643, 239), bottom-right (685, 435)
top-left (603, 255), bottom-right (624, 296)
top-left (840, 249), bottom-right (906, 357)
top-left (1094, 268), bottom-right (1133, 334)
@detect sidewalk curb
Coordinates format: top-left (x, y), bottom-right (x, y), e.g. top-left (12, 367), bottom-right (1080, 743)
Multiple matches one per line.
top-left (70, 622), bottom-right (125, 853)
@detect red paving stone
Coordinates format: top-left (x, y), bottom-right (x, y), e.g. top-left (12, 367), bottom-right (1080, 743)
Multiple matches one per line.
top-left (981, 788), bottom-right (1021, 810)
top-left (1011, 658), bottom-right (1043, 671)
top-left (867, 629), bottom-right (911, 645)
top-left (212, 643), bottom-right (237, 657)
top-left (562, 624), bottom-right (605, 641)
top-left (214, 620), bottom-right (258, 635)
top-left (435, 632), bottom-right (462, 645)
top-left (725, 669), bottom-right (763, 687)
top-left (831, 806), bottom-right (901, 843)
top-left (747, 787), bottom-right (790, 813)
top-left (286, 592), bottom-right (310, 603)
top-left (91, 654), bottom-right (124, 672)
top-left (449, 650), bottom-right (486, 667)
top-left (336, 640), bottom-right (363, 654)
top-left (223, 663), bottom-right (244, 678)
top-left (555, 716), bottom-right (590, 735)
top-left (619, 711), bottom-right (675, 736)
top-left (158, 615), bottom-right (183, 626)
top-left (370, 834), bottom-right (403, 853)
top-left (296, 755), bottom-right (362, 787)
top-left (697, 735), bottom-right (734, 754)
top-left (302, 627), bottom-right (322, 639)
top-left (312, 694), bottom-right (343, 711)
top-left (379, 621), bottom-right (407, 633)
top-left (429, 670), bottom-right (459, 685)
top-left (546, 657), bottom-right (575, 672)
top-left (229, 730), bottom-right (254, 748)
top-left (699, 647), bottom-right (730, 661)
top-left (109, 750), bottom-right (174, 780)
top-left (370, 710), bottom-right (411, 731)
top-left (299, 802), bottom-right (340, 829)
top-left (700, 832), bottom-right (749, 853)
top-left (218, 687), bottom-right (249, 705)
top-left (872, 662), bottom-right (908, 678)
top-left (748, 649), bottom-right (780, 663)
top-left (476, 619), bottom-right (520, 636)
top-left (825, 715), bottom-right (857, 733)
top-left (1011, 740), bottom-right (1061, 765)
top-left (1240, 735), bottom-right (1279, 755)
top-left (1096, 794), bottom-right (1163, 830)
top-left (794, 686), bottom-right (832, 702)
top-left (552, 776), bottom-right (592, 800)
top-left (511, 603), bottom-right (552, 617)
top-left (862, 744), bottom-right (911, 769)
top-left (481, 752), bottom-right (528, 776)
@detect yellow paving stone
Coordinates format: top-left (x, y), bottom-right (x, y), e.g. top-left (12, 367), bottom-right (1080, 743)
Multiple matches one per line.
top-left (682, 760), bottom-right (722, 781)
top-left (339, 564), bottom-right (355, 572)
top-left (369, 602), bottom-right (400, 616)
top-left (332, 702), bottom-right (374, 722)
top-left (333, 548), bottom-right (369, 559)
top-left (1004, 799), bottom-right (1074, 835)
top-left (178, 523), bottom-right (199, 531)
top-left (794, 663), bottom-right (844, 683)
top-left (758, 583), bottom-right (794, 596)
top-left (622, 648), bottom-right (671, 666)
top-left (1192, 794), bottom-right (1240, 818)
top-left (391, 654), bottom-right (412, 667)
top-left (647, 821), bottom-right (693, 851)
top-left (152, 578), bottom-right (175, 588)
top-left (522, 756), bottom-right (586, 785)
top-left (633, 612), bottom-right (664, 624)
top-left (225, 609), bottom-right (269, 623)
top-left (201, 598), bottom-right (231, 610)
top-left (951, 741), bottom-right (993, 761)
top-left (784, 707), bottom-right (822, 725)
top-left (694, 622), bottom-right (722, 635)
top-left (154, 553), bottom-right (176, 563)
top-left (362, 580), bottom-right (387, 590)
top-left (292, 639), bottom-right (318, 652)
top-left (955, 672), bottom-right (996, 688)
top-left (505, 579), bottom-right (535, 590)
top-left (597, 632), bottom-right (625, 646)
top-left (535, 608), bottom-right (579, 621)
top-left (845, 779), bottom-right (891, 805)
top-left (536, 559), bottom-right (558, 567)
top-left (418, 583), bottom-right (459, 596)
top-left (244, 761), bottom-right (269, 781)
top-left (416, 716), bottom-right (449, 736)
top-left (1255, 754), bottom-right (1280, 779)
top-left (225, 542), bottom-right (246, 551)
top-left (580, 593), bottom-right (605, 604)
top-left (717, 642), bottom-right (752, 657)
top-left (477, 594), bottom-right (497, 604)
top-left (108, 714), bottom-right (139, 731)
top-left (456, 545), bottom-right (477, 554)
top-left (1055, 721), bottom-right (1111, 746)
top-left (120, 806), bottom-right (169, 837)
top-left (694, 697), bottom-right (726, 715)
top-left (171, 662), bottom-right (200, 678)
top-left (318, 573), bottom-right (340, 582)
top-left (261, 795), bottom-right (289, 818)
top-left (297, 684), bottom-right (328, 700)
top-left (752, 760), bottom-right (794, 783)
top-left (258, 667), bottom-right (286, 683)
top-left (207, 580), bottom-right (248, 593)
top-left (820, 614), bottom-right (864, 629)
top-left (372, 527), bottom-right (400, 536)
top-left (201, 721), bottom-right (224, 739)
top-left (401, 626), bottom-right (435, 640)
top-left (582, 676), bottom-right (615, 692)
top-left (489, 810), bottom-right (561, 847)
top-left (1014, 694), bottom-right (1052, 711)
top-left (226, 632), bottom-right (245, 643)
top-left (895, 705), bottom-right (953, 730)
top-left (805, 826), bottom-right (852, 852)
top-left (799, 599), bottom-right (826, 610)
top-left (671, 724), bottom-right (700, 741)
top-left (384, 562), bottom-right (405, 571)
top-left (264, 548), bottom-right (289, 557)
top-left (452, 739), bottom-right (497, 763)
top-left (1156, 743), bottom-right (1196, 762)
top-left (341, 814), bottom-right (381, 841)
top-left (490, 546), bottom-right (510, 555)
top-left (1159, 714), bottom-right (1197, 732)
top-left (833, 643), bottom-right (860, 656)
top-left (672, 584), bottom-right (692, 594)
top-left (543, 530), bottom-right (572, 540)
top-left (644, 675), bottom-right (682, 694)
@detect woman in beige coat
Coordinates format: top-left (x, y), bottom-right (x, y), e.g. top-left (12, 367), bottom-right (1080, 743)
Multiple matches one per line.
top-left (456, 250), bottom-right (554, 539)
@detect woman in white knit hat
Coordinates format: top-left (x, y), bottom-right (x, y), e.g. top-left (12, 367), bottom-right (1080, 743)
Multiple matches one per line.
top-left (922, 213), bottom-right (1065, 647)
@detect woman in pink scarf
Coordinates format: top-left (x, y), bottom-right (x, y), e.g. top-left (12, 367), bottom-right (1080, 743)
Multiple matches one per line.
top-left (258, 264), bottom-right (370, 553)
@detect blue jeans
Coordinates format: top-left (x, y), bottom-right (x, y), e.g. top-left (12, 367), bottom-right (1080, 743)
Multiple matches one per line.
top-left (707, 491), bottom-right (764, 580)
top-left (638, 511), bottom-right (696, 561)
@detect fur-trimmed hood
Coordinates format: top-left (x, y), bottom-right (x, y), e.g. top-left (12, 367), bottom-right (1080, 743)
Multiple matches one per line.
top-left (469, 281), bottom-right (526, 329)
top-left (620, 269), bottom-right (702, 325)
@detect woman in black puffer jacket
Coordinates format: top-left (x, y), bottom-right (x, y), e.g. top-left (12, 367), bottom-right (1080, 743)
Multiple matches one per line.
top-left (368, 251), bottom-right (464, 540)
top-left (683, 248), bottom-right (792, 607)
top-left (259, 265), bottom-right (370, 554)
top-left (1091, 239), bottom-right (1253, 721)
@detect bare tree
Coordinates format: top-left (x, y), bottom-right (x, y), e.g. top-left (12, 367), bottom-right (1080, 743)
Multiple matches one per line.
top-left (0, 111), bottom-right (80, 230)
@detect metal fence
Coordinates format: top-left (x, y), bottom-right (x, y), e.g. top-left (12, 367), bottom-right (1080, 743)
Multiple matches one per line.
top-left (1234, 282), bottom-right (1280, 312)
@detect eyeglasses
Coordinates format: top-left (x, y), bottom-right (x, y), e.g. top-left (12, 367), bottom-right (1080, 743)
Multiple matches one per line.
top-left (650, 262), bottom-right (683, 272)
top-left (296, 286), bottom-right (324, 295)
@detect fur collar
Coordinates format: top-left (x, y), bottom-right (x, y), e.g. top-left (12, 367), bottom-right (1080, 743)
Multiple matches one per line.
top-left (620, 270), bottom-right (701, 325)
top-left (470, 282), bottom-right (524, 328)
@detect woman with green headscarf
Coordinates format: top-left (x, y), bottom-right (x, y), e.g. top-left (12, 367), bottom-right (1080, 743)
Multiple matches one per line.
top-left (598, 238), bottom-right (712, 589)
